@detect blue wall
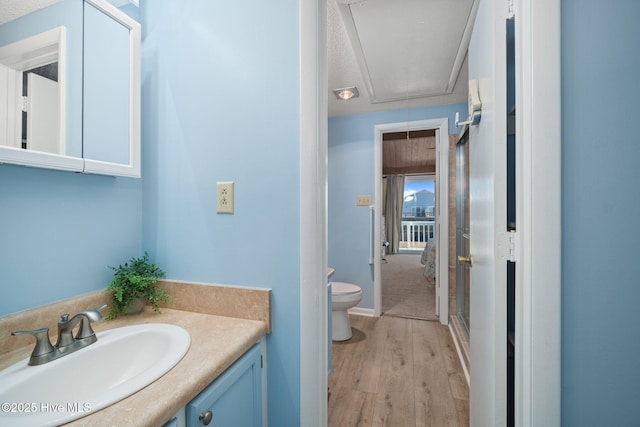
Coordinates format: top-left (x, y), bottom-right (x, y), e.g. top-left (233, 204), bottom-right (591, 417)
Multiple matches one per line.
top-left (11, 1), bottom-right (640, 423)
top-left (328, 103), bottom-right (466, 309)
top-left (561, 1), bottom-right (640, 425)
top-left (0, 0), bottom-right (142, 316)
top-left (140, 2), bottom-right (301, 425)
top-left (0, 165), bottom-right (142, 315)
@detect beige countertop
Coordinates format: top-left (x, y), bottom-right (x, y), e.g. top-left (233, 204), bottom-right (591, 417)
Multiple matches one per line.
top-left (2, 307), bottom-right (266, 427)
top-left (0, 281), bottom-right (271, 427)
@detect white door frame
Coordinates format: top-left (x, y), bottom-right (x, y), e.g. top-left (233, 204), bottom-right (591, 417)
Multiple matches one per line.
top-left (373, 118), bottom-right (449, 325)
top-left (300, 0), bottom-right (328, 425)
top-left (514, 0), bottom-right (561, 425)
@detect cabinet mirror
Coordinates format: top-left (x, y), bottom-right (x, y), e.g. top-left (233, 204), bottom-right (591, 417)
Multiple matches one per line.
top-left (0, 0), bottom-right (140, 177)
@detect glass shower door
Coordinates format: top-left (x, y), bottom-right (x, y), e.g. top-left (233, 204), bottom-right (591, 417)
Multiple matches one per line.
top-left (456, 130), bottom-right (471, 337)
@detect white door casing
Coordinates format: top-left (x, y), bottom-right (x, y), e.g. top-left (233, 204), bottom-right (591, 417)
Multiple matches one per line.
top-left (300, 0), bottom-right (328, 425)
top-left (514, 0), bottom-right (561, 425)
top-left (374, 118), bottom-right (449, 324)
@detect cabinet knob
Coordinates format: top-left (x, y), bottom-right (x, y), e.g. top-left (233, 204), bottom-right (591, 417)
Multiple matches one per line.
top-left (199, 411), bottom-right (213, 425)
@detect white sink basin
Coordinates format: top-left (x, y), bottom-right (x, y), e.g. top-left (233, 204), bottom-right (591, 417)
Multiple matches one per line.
top-left (0, 323), bottom-right (190, 426)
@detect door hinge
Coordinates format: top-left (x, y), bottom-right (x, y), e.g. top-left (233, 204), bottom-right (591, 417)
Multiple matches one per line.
top-left (260, 355), bottom-right (263, 369)
top-left (499, 230), bottom-right (517, 262)
top-left (507, 0), bottom-right (515, 19)
top-left (508, 230), bottom-right (517, 262)
top-left (21, 96), bottom-right (28, 112)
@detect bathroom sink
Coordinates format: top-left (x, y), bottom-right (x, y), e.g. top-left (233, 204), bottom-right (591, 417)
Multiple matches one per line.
top-left (0, 323), bottom-right (190, 426)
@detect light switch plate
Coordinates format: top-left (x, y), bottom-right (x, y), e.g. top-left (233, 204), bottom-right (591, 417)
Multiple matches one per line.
top-left (356, 195), bottom-right (371, 206)
top-left (217, 181), bottom-right (234, 213)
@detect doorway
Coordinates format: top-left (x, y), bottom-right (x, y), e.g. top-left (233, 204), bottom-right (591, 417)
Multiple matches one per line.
top-left (373, 118), bottom-right (449, 324)
top-left (314, 0), bottom-right (563, 424)
top-left (381, 173), bottom-right (438, 320)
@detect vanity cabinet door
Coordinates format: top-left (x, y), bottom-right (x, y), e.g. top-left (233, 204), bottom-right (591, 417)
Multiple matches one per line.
top-left (186, 343), bottom-right (263, 427)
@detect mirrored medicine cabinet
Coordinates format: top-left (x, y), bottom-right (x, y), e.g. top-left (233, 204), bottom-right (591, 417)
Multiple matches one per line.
top-left (0, 0), bottom-right (141, 177)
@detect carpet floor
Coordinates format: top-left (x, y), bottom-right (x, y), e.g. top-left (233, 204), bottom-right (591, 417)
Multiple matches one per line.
top-left (381, 253), bottom-right (437, 320)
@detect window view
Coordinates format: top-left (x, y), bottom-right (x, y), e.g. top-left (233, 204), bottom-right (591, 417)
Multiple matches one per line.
top-left (401, 176), bottom-right (435, 250)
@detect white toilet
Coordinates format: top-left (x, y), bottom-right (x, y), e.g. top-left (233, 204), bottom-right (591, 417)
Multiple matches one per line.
top-left (331, 281), bottom-right (363, 341)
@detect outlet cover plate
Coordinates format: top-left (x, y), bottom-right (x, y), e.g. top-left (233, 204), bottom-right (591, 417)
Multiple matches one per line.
top-left (217, 181), bottom-right (234, 213)
top-left (356, 195), bottom-right (371, 206)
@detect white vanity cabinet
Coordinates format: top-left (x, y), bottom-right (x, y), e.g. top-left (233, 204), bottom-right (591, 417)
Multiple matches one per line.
top-left (187, 342), bottom-right (264, 426)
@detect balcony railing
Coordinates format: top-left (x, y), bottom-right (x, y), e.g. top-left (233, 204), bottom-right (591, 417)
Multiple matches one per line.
top-left (400, 219), bottom-right (435, 250)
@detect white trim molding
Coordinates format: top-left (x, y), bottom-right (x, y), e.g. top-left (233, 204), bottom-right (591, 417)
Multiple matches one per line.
top-left (348, 307), bottom-right (375, 317)
top-left (514, 0), bottom-right (561, 425)
top-left (300, 0), bottom-right (328, 425)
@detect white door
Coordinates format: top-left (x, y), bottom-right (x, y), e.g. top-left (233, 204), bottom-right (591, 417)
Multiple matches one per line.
top-left (467, 0), bottom-right (508, 425)
top-left (26, 72), bottom-right (60, 154)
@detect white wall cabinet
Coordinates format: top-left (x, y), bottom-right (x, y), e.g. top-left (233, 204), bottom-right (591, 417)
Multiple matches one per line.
top-left (82, 0), bottom-right (140, 177)
top-left (0, 0), bottom-right (140, 177)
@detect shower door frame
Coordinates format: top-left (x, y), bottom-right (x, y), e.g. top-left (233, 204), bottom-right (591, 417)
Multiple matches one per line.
top-left (455, 129), bottom-right (471, 338)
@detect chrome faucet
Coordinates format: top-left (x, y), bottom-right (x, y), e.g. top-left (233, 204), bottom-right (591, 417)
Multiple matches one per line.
top-left (11, 304), bottom-right (107, 366)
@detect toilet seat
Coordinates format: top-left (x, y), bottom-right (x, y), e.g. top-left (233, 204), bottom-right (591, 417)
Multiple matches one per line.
top-left (331, 281), bottom-right (361, 296)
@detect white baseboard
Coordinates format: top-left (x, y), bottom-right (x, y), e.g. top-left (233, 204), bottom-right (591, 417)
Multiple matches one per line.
top-left (348, 307), bottom-right (375, 317)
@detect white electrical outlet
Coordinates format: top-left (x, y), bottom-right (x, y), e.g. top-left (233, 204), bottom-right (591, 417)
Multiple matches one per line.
top-left (217, 181), bottom-right (234, 214)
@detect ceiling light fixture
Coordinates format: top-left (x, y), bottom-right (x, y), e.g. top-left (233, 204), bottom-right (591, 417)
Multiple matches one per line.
top-left (333, 86), bottom-right (359, 100)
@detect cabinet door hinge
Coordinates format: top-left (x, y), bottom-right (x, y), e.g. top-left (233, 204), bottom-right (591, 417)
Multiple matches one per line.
top-left (507, 0), bottom-right (515, 19)
top-left (260, 355), bottom-right (263, 369)
top-left (21, 96), bottom-right (28, 112)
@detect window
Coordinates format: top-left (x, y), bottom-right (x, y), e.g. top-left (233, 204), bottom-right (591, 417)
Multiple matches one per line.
top-left (401, 175), bottom-right (435, 250)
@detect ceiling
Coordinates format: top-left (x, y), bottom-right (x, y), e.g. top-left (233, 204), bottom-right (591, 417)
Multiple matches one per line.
top-left (328, 0), bottom-right (478, 117)
top-left (2, 0), bottom-right (477, 119)
top-left (383, 130), bottom-right (436, 175)
top-left (0, 0), bottom-right (58, 25)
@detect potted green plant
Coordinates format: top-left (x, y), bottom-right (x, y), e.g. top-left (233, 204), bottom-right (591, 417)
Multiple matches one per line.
top-left (106, 252), bottom-right (171, 319)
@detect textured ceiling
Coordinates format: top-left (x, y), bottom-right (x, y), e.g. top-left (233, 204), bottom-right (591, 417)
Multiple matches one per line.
top-left (2, 0), bottom-right (474, 118)
top-left (0, 0), bottom-right (59, 25)
top-left (329, 0), bottom-right (478, 117)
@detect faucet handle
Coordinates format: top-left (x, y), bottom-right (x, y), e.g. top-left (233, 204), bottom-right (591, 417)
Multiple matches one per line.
top-left (75, 304), bottom-right (107, 339)
top-left (11, 327), bottom-right (55, 358)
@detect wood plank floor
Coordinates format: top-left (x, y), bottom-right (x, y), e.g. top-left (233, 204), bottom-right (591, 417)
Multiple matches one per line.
top-left (328, 315), bottom-right (469, 427)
